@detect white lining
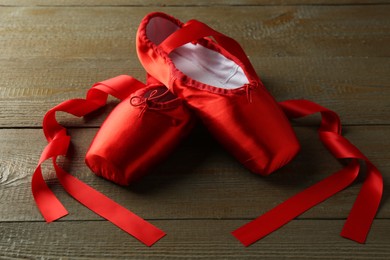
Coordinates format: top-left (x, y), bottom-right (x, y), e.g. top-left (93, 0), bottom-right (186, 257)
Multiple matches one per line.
top-left (146, 17), bottom-right (249, 89)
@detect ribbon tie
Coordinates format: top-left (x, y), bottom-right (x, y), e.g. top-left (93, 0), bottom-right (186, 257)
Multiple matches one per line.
top-left (32, 75), bottom-right (166, 246)
top-left (232, 99), bottom-right (383, 246)
top-left (130, 88), bottom-right (171, 117)
top-left (32, 76), bottom-right (382, 247)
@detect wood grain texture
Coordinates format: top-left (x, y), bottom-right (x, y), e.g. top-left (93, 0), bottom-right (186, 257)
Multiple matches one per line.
top-left (0, 2), bottom-right (389, 258)
top-left (2, 0), bottom-right (390, 6)
top-left (1, 220), bottom-right (390, 259)
top-left (1, 57), bottom-right (389, 127)
top-left (1, 126), bottom-right (388, 221)
top-left (0, 5), bottom-right (390, 61)
top-left (1, 6), bottom-right (388, 59)
top-left (0, 6), bottom-right (389, 127)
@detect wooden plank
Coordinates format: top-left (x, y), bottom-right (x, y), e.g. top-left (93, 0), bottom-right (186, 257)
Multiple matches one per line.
top-left (0, 126), bottom-right (388, 221)
top-left (0, 6), bottom-right (389, 127)
top-left (1, 6), bottom-right (388, 59)
top-left (1, 56), bottom-right (389, 127)
top-left (1, 0), bottom-right (390, 6)
top-left (1, 220), bottom-right (389, 259)
top-left (0, 2), bottom-right (387, 259)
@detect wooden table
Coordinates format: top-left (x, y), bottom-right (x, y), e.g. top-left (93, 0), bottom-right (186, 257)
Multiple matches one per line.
top-left (1, 1), bottom-right (389, 259)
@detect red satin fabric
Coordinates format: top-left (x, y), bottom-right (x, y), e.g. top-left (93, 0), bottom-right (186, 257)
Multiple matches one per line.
top-left (137, 12), bottom-right (300, 175)
top-left (136, 12), bottom-right (382, 245)
top-left (85, 84), bottom-right (194, 185)
top-left (232, 100), bottom-right (383, 245)
top-left (32, 75), bottom-right (166, 246)
top-left (32, 12), bottom-right (383, 247)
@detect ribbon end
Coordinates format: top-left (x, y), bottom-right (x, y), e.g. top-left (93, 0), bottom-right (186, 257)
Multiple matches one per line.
top-left (231, 229), bottom-right (255, 247)
top-left (144, 231), bottom-right (166, 247)
top-left (340, 230), bottom-right (367, 244)
top-left (43, 209), bottom-right (69, 223)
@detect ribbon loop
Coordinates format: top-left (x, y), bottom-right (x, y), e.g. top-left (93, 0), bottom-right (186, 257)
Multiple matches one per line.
top-left (232, 99), bottom-right (383, 246)
top-left (32, 75), bottom-right (165, 246)
top-left (319, 131), bottom-right (368, 160)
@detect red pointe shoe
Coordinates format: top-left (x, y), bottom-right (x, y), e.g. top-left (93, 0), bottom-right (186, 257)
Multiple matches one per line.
top-left (33, 75), bottom-right (192, 246)
top-left (86, 76), bottom-right (194, 185)
top-left (137, 12), bottom-right (299, 175)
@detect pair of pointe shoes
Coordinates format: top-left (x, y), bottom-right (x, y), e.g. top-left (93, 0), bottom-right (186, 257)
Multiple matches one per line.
top-left (86, 12), bottom-right (300, 185)
top-left (33, 12), bottom-right (381, 246)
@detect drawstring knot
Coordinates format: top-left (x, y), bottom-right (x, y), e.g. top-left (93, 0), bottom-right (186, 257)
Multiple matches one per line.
top-left (130, 89), bottom-right (170, 117)
top-left (245, 83), bottom-right (256, 103)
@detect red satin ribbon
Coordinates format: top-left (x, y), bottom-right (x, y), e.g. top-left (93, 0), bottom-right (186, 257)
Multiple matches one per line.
top-left (32, 75), bottom-right (166, 246)
top-left (158, 18), bottom-right (383, 244)
top-left (32, 77), bottom-right (382, 246)
top-left (232, 99), bottom-right (383, 245)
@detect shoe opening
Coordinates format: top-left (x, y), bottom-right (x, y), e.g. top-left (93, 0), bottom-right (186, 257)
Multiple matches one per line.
top-left (146, 16), bottom-right (249, 90)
